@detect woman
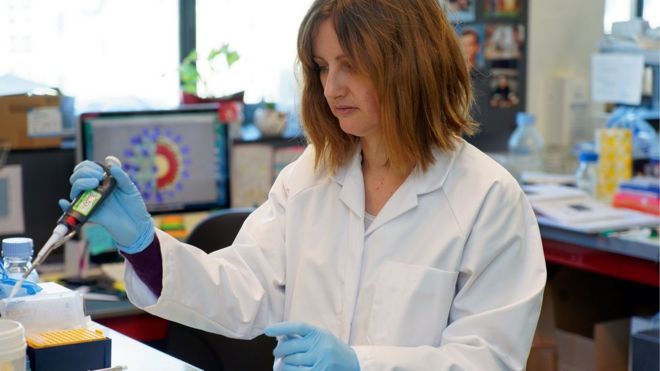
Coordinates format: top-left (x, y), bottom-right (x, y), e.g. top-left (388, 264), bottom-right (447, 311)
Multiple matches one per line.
top-left (65, 0), bottom-right (546, 369)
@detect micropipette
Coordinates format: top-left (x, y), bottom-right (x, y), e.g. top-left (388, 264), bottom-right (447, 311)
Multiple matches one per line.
top-left (8, 156), bottom-right (121, 299)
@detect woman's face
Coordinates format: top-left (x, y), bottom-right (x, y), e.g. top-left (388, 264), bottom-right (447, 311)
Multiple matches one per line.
top-left (312, 19), bottom-right (381, 139)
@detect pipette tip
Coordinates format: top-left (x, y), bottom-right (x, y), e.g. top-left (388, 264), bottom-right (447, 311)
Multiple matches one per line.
top-left (7, 278), bottom-right (24, 299)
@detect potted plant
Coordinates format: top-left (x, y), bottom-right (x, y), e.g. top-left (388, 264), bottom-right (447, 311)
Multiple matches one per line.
top-left (179, 43), bottom-right (241, 104)
top-left (254, 102), bottom-right (288, 137)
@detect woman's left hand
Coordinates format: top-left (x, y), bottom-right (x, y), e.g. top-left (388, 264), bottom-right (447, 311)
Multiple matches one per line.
top-left (265, 321), bottom-right (360, 371)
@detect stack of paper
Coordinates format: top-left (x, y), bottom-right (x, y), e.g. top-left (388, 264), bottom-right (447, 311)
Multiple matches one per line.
top-left (523, 184), bottom-right (660, 233)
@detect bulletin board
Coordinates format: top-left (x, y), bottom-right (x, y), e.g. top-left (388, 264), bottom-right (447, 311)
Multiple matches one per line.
top-left (445, 0), bottom-right (528, 152)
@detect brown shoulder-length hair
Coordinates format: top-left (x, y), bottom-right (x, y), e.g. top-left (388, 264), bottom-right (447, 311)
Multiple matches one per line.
top-left (298, 0), bottom-right (478, 175)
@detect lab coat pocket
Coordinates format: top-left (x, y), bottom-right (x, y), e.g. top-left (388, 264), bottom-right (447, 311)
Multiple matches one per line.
top-left (368, 261), bottom-right (458, 347)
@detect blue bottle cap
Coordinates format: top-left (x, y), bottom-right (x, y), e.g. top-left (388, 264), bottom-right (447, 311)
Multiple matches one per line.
top-left (516, 112), bottom-right (536, 126)
top-left (578, 151), bottom-right (598, 162)
top-left (2, 237), bottom-right (34, 258)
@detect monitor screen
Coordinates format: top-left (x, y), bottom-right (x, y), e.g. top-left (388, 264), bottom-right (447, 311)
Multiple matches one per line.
top-left (79, 108), bottom-right (229, 213)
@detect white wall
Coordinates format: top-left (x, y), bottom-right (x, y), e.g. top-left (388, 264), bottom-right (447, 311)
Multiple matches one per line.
top-left (527, 0), bottom-right (606, 146)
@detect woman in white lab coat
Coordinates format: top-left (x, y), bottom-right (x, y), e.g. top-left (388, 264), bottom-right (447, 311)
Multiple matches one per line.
top-left (64, 0), bottom-right (546, 369)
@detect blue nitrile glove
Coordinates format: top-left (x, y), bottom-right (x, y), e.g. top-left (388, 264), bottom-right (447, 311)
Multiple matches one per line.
top-left (0, 264), bottom-right (42, 298)
top-left (0, 278), bottom-right (42, 298)
top-left (265, 321), bottom-right (360, 371)
top-left (58, 160), bottom-right (154, 254)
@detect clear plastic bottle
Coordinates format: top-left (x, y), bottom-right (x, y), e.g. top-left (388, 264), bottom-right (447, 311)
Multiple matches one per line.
top-left (507, 112), bottom-right (545, 182)
top-left (2, 238), bottom-right (39, 283)
top-left (575, 151), bottom-right (599, 197)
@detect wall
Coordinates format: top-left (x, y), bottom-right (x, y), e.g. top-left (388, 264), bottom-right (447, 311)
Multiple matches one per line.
top-left (527, 0), bottom-right (606, 147)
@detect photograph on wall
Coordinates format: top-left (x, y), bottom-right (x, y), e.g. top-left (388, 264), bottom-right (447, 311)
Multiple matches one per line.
top-left (484, 24), bottom-right (525, 61)
top-left (489, 69), bottom-right (520, 108)
top-left (455, 23), bottom-right (485, 72)
top-left (230, 143), bottom-right (274, 208)
top-left (445, 0), bottom-right (476, 23)
top-left (484, 0), bottom-right (521, 18)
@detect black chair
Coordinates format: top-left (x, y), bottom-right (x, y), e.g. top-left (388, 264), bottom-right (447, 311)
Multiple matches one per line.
top-left (165, 208), bottom-right (277, 371)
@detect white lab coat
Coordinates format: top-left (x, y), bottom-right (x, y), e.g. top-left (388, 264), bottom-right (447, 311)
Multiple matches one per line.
top-left (125, 139), bottom-right (546, 370)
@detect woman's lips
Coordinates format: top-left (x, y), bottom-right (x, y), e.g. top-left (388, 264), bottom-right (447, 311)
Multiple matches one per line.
top-left (334, 106), bottom-right (357, 116)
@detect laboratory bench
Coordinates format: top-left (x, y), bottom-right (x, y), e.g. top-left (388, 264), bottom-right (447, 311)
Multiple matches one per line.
top-left (96, 323), bottom-right (201, 370)
top-left (540, 225), bottom-right (659, 287)
top-left (537, 223), bottom-right (658, 370)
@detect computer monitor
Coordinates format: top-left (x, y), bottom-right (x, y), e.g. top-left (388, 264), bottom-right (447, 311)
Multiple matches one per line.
top-left (79, 107), bottom-right (230, 214)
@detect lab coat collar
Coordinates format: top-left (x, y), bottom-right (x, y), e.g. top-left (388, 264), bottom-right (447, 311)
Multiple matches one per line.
top-left (365, 140), bottom-right (460, 235)
top-left (414, 138), bottom-right (462, 196)
top-left (333, 146), bottom-right (366, 218)
top-left (331, 139), bottom-right (462, 232)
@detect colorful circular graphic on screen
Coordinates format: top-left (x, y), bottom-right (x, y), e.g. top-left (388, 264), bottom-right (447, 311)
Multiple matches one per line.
top-left (123, 127), bottom-right (191, 203)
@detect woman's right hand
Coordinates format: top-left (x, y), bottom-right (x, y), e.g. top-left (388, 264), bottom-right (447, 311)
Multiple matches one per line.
top-left (59, 160), bottom-right (154, 254)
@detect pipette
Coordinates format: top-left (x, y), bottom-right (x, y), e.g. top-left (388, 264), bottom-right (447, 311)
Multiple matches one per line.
top-left (8, 156), bottom-right (121, 299)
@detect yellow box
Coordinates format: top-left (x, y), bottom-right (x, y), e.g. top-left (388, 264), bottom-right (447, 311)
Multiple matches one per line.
top-left (27, 328), bottom-right (107, 349)
top-left (597, 128), bottom-right (632, 202)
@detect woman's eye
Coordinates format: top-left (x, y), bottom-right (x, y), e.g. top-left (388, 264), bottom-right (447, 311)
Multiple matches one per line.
top-left (316, 64), bottom-right (328, 72)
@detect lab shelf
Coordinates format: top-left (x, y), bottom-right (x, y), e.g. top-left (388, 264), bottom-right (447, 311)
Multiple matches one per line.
top-left (541, 226), bottom-right (659, 287)
top-left (541, 225), bottom-right (659, 262)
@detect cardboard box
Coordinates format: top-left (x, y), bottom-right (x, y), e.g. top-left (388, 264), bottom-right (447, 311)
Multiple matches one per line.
top-left (555, 329), bottom-right (595, 371)
top-left (0, 94), bottom-right (62, 149)
top-left (527, 288), bottom-right (559, 371)
top-left (594, 318), bottom-right (629, 371)
top-left (527, 341), bottom-right (558, 371)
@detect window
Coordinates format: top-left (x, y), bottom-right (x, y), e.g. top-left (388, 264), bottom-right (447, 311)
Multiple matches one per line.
top-left (1, 0), bottom-right (180, 114)
top-left (604, 0), bottom-right (659, 33)
top-left (195, 0), bottom-right (314, 109)
top-left (2, 0), bottom-right (316, 118)
top-left (643, 0), bottom-right (659, 28)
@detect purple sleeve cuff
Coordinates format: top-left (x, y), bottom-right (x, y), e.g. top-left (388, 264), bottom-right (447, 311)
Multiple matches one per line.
top-left (121, 233), bottom-right (163, 297)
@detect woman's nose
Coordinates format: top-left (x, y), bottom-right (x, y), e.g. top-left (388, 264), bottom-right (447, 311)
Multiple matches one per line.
top-left (323, 69), bottom-right (345, 100)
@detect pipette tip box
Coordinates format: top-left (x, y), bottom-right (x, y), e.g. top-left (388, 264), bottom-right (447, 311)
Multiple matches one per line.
top-left (26, 328), bottom-right (111, 371)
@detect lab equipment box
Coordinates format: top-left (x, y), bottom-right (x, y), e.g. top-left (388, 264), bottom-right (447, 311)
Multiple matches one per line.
top-left (630, 329), bottom-right (659, 371)
top-left (27, 337), bottom-right (111, 371)
top-left (0, 93), bottom-right (62, 150)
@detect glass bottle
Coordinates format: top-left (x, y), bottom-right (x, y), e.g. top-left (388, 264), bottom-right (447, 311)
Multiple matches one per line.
top-left (575, 151), bottom-right (599, 197)
top-left (507, 112), bottom-right (545, 182)
top-left (2, 238), bottom-right (39, 283)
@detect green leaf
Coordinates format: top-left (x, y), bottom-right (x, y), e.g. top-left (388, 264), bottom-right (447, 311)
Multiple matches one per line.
top-left (225, 51), bottom-right (240, 67)
top-left (208, 48), bottom-right (222, 61)
top-left (206, 44), bottom-right (240, 67)
top-left (183, 50), bottom-right (198, 64)
top-left (181, 82), bottom-right (197, 94)
top-left (178, 64), bottom-right (199, 84)
top-left (179, 44), bottom-right (241, 95)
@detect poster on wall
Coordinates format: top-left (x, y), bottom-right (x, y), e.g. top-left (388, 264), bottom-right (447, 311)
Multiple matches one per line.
top-left (446, 0), bottom-right (476, 22)
top-left (484, 24), bottom-right (525, 61)
top-left (484, 0), bottom-right (521, 18)
top-left (489, 69), bottom-right (520, 108)
top-left (447, 0), bottom-right (528, 151)
top-left (456, 23), bottom-right (485, 72)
